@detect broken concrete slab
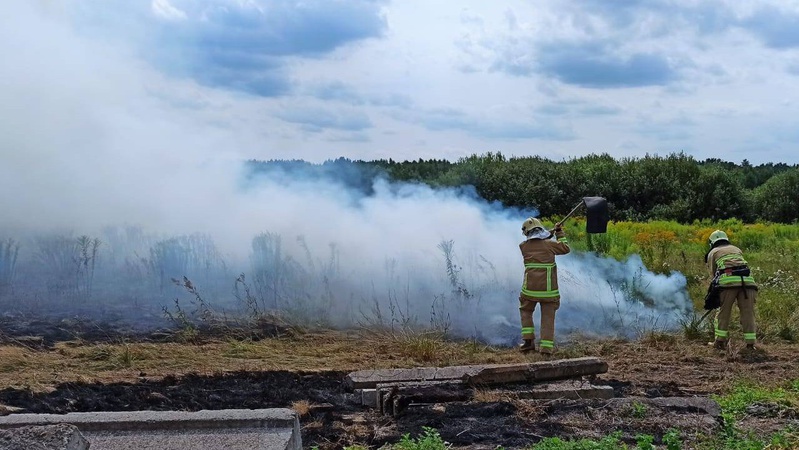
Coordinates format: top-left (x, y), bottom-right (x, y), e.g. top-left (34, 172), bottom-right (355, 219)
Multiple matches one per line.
top-left (492, 380), bottom-right (615, 400)
top-left (0, 424), bottom-right (89, 450)
top-left (375, 380), bottom-right (612, 415)
top-left (359, 389), bottom-right (378, 408)
top-left (345, 365), bottom-right (488, 390)
top-left (464, 357), bottom-right (608, 386)
top-left (345, 357), bottom-right (608, 390)
top-left (646, 396), bottom-right (722, 418)
top-left (0, 409), bottom-right (301, 450)
top-left (380, 384), bottom-right (471, 416)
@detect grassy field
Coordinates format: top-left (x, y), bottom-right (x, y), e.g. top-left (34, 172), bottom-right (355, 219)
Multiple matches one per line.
top-left (557, 218), bottom-right (799, 342)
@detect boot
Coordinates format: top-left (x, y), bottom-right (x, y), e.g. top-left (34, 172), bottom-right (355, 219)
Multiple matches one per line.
top-left (707, 340), bottom-right (727, 350)
top-left (519, 339), bottom-right (535, 353)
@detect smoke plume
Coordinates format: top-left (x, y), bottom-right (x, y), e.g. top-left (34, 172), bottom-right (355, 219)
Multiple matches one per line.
top-left (0, 2), bottom-right (693, 344)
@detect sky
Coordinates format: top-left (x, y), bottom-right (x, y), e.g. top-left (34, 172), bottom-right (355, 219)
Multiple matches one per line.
top-left (4, 0), bottom-right (799, 165)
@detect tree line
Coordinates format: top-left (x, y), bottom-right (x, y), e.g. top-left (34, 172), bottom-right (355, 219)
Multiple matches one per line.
top-left (248, 152), bottom-right (799, 223)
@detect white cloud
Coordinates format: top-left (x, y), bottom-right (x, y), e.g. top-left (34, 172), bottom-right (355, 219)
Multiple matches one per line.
top-left (151, 0), bottom-right (186, 21)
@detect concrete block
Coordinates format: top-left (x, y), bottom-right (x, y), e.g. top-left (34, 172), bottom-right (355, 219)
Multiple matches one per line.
top-left (0, 424), bottom-right (89, 450)
top-left (464, 357), bottom-right (608, 386)
top-left (359, 389), bottom-right (378, 408)
top-left (0, 409), bottom-right (301, 450)
top-left (345, 358), bottom-right (608, 390)
top-left (500, 380), bottom-right (615, 400)
top-left (345, 365), bottom-right (484, 390)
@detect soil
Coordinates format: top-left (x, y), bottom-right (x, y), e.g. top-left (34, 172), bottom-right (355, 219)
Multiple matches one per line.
top-left (0, 316), bottom-right (798, 448)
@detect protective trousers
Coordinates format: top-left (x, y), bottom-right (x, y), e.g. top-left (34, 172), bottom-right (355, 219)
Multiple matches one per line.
top-left (714, 287), bottom-right (757, 344)
top-left (520, 298), bottom-right (560, 353)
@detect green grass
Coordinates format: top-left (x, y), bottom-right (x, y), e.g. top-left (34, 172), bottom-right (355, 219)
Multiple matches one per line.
top-left (712, 381), bottom-right (798, 421)
top-left (698, 379), bottom-right (799, 450)
top-left (528, 431), bottom-right (669, 450)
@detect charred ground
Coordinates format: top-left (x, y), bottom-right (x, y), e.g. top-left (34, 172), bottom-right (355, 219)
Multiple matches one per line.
top-left (0, 316), bottom-right (797, 449)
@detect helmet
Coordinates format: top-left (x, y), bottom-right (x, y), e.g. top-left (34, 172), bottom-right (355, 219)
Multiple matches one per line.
top-left (522, 217), bottom-right (544, 236)
top-left (708, 230), bottom-right (729, 245)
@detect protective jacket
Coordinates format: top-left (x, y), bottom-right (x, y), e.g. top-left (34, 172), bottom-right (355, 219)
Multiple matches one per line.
top-left (519, 230), bottom-right (570, 302)
top-left (706, 244), bottom-right (757, 290)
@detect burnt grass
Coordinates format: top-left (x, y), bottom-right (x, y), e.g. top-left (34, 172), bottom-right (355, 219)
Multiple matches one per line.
top-left (0, 369), bottom-right (724, 449)
top-left (1, 314), bottom-right (791, 448)
top-left (0, 312), bottom-right (290, 348)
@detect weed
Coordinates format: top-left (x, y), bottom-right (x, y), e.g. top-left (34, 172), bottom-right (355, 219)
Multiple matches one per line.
top-left (438, 240), bottom-right (471, 302)
top-left (630, 400), bottom-right (648, 419)
top-left (397, 332), bottom-right (446, 362)
top-left (162, 276), bottom-right (218, 343)
top-left (679, 312), bottom-right (711, 341)
top-left (33, 234), bottom-right (101, 298)
top-left (635, 434), bottom-right (654, 450)
top-left (663, 429), bottom-right (682, 450)
top-left (530, 432), bottom-right (627, 449)
top-left (393, 427), bottom-right (451, 450)
top-left (0, 238), bottom-right (19, 295)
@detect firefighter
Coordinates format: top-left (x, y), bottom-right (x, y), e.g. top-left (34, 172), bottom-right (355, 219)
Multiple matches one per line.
top-left (705, 230), bottom-right (758, 350)
top-left (518, 217), bottom-right (570, 354)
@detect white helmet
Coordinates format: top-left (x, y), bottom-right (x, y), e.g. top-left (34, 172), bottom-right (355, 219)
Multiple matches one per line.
top-left (709, 230), bottom-right (729, 245)
top-left (521, 217), bottom-right (544, 236)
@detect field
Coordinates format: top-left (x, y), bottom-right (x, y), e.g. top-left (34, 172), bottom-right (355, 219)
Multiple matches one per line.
top-left (1, 219), bottom-right (798, 449)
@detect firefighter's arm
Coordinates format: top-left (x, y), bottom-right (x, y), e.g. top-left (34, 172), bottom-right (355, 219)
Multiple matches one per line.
top-left (551, 225), bottom-right (571, 255)
top-left (706, 250), bottom-right (716, 277)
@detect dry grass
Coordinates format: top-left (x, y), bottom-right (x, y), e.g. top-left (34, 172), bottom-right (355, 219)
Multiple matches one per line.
top-left (0, 330), bottom-right (796, 395)
top-left (472, 388), bottom-right (516, 403)
top-left (290, 399), bottom-right (311, 417)
top-left (511, 398), bottom-right (547, 423)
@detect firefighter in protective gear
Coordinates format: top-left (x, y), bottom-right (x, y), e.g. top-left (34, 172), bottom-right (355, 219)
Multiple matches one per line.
top-left (518, 217), bottom-right (570, 354)
top-left (705, 230), bottom-right (758, 350)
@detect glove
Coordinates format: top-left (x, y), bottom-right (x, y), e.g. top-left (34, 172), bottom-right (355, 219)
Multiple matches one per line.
top-left (553, 224), bottom-right (565, 238)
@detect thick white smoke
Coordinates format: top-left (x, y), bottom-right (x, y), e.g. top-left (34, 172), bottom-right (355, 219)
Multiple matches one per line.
top-left (0, 2), bottom-right (693, 344)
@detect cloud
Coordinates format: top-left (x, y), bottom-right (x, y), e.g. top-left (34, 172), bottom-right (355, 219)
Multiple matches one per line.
top-left (309, 81), bottom-right (412, 108)
top-left (399, 108), bottom-right (575, 141)
top-left (574, 0), bottom-right (734, 35)
top-left (634, 115), bottom-right (697, 141)
top-left (578, 104), bottom-right (622, 116)
top-left (71, 0), bottom-right (388, 96)
top-left (328, 132), bottom-right (371, 143)
top-left (151, 0), bottom-right (186, 21)
top-left (458, 1), bottom-right (738, 88)
top-left (536, 42), bottom-right (677, 88)
top-left (276, 105), bottom-right (373, 132)
top-left (741, 6), bottom-right (799, 49)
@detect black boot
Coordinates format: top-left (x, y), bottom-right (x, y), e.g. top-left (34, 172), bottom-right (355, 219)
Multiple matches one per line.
top-left (519, 339), bottom-right (535, 353)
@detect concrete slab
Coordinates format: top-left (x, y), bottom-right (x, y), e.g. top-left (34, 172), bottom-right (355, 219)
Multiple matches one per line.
top-left (464, 357), bottom-right (608, 386)
top-left (359, 389), bottom-right (379, 408)
top-left (0, 424), bottom-right (89, 450)
top-left (496, 380), bottom-right (615, 400)
top-left (0, 409), bottom-right (301, 450)
top-left (345, 357), bottom-right (608, 390)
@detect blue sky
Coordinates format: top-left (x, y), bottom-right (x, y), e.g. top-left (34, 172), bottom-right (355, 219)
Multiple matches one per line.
top-left (7, 0), bottom-right (799, 164)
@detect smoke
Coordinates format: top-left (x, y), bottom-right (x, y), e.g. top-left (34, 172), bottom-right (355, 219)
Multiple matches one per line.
top-left (0, 2), bottom-right (693, 344)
